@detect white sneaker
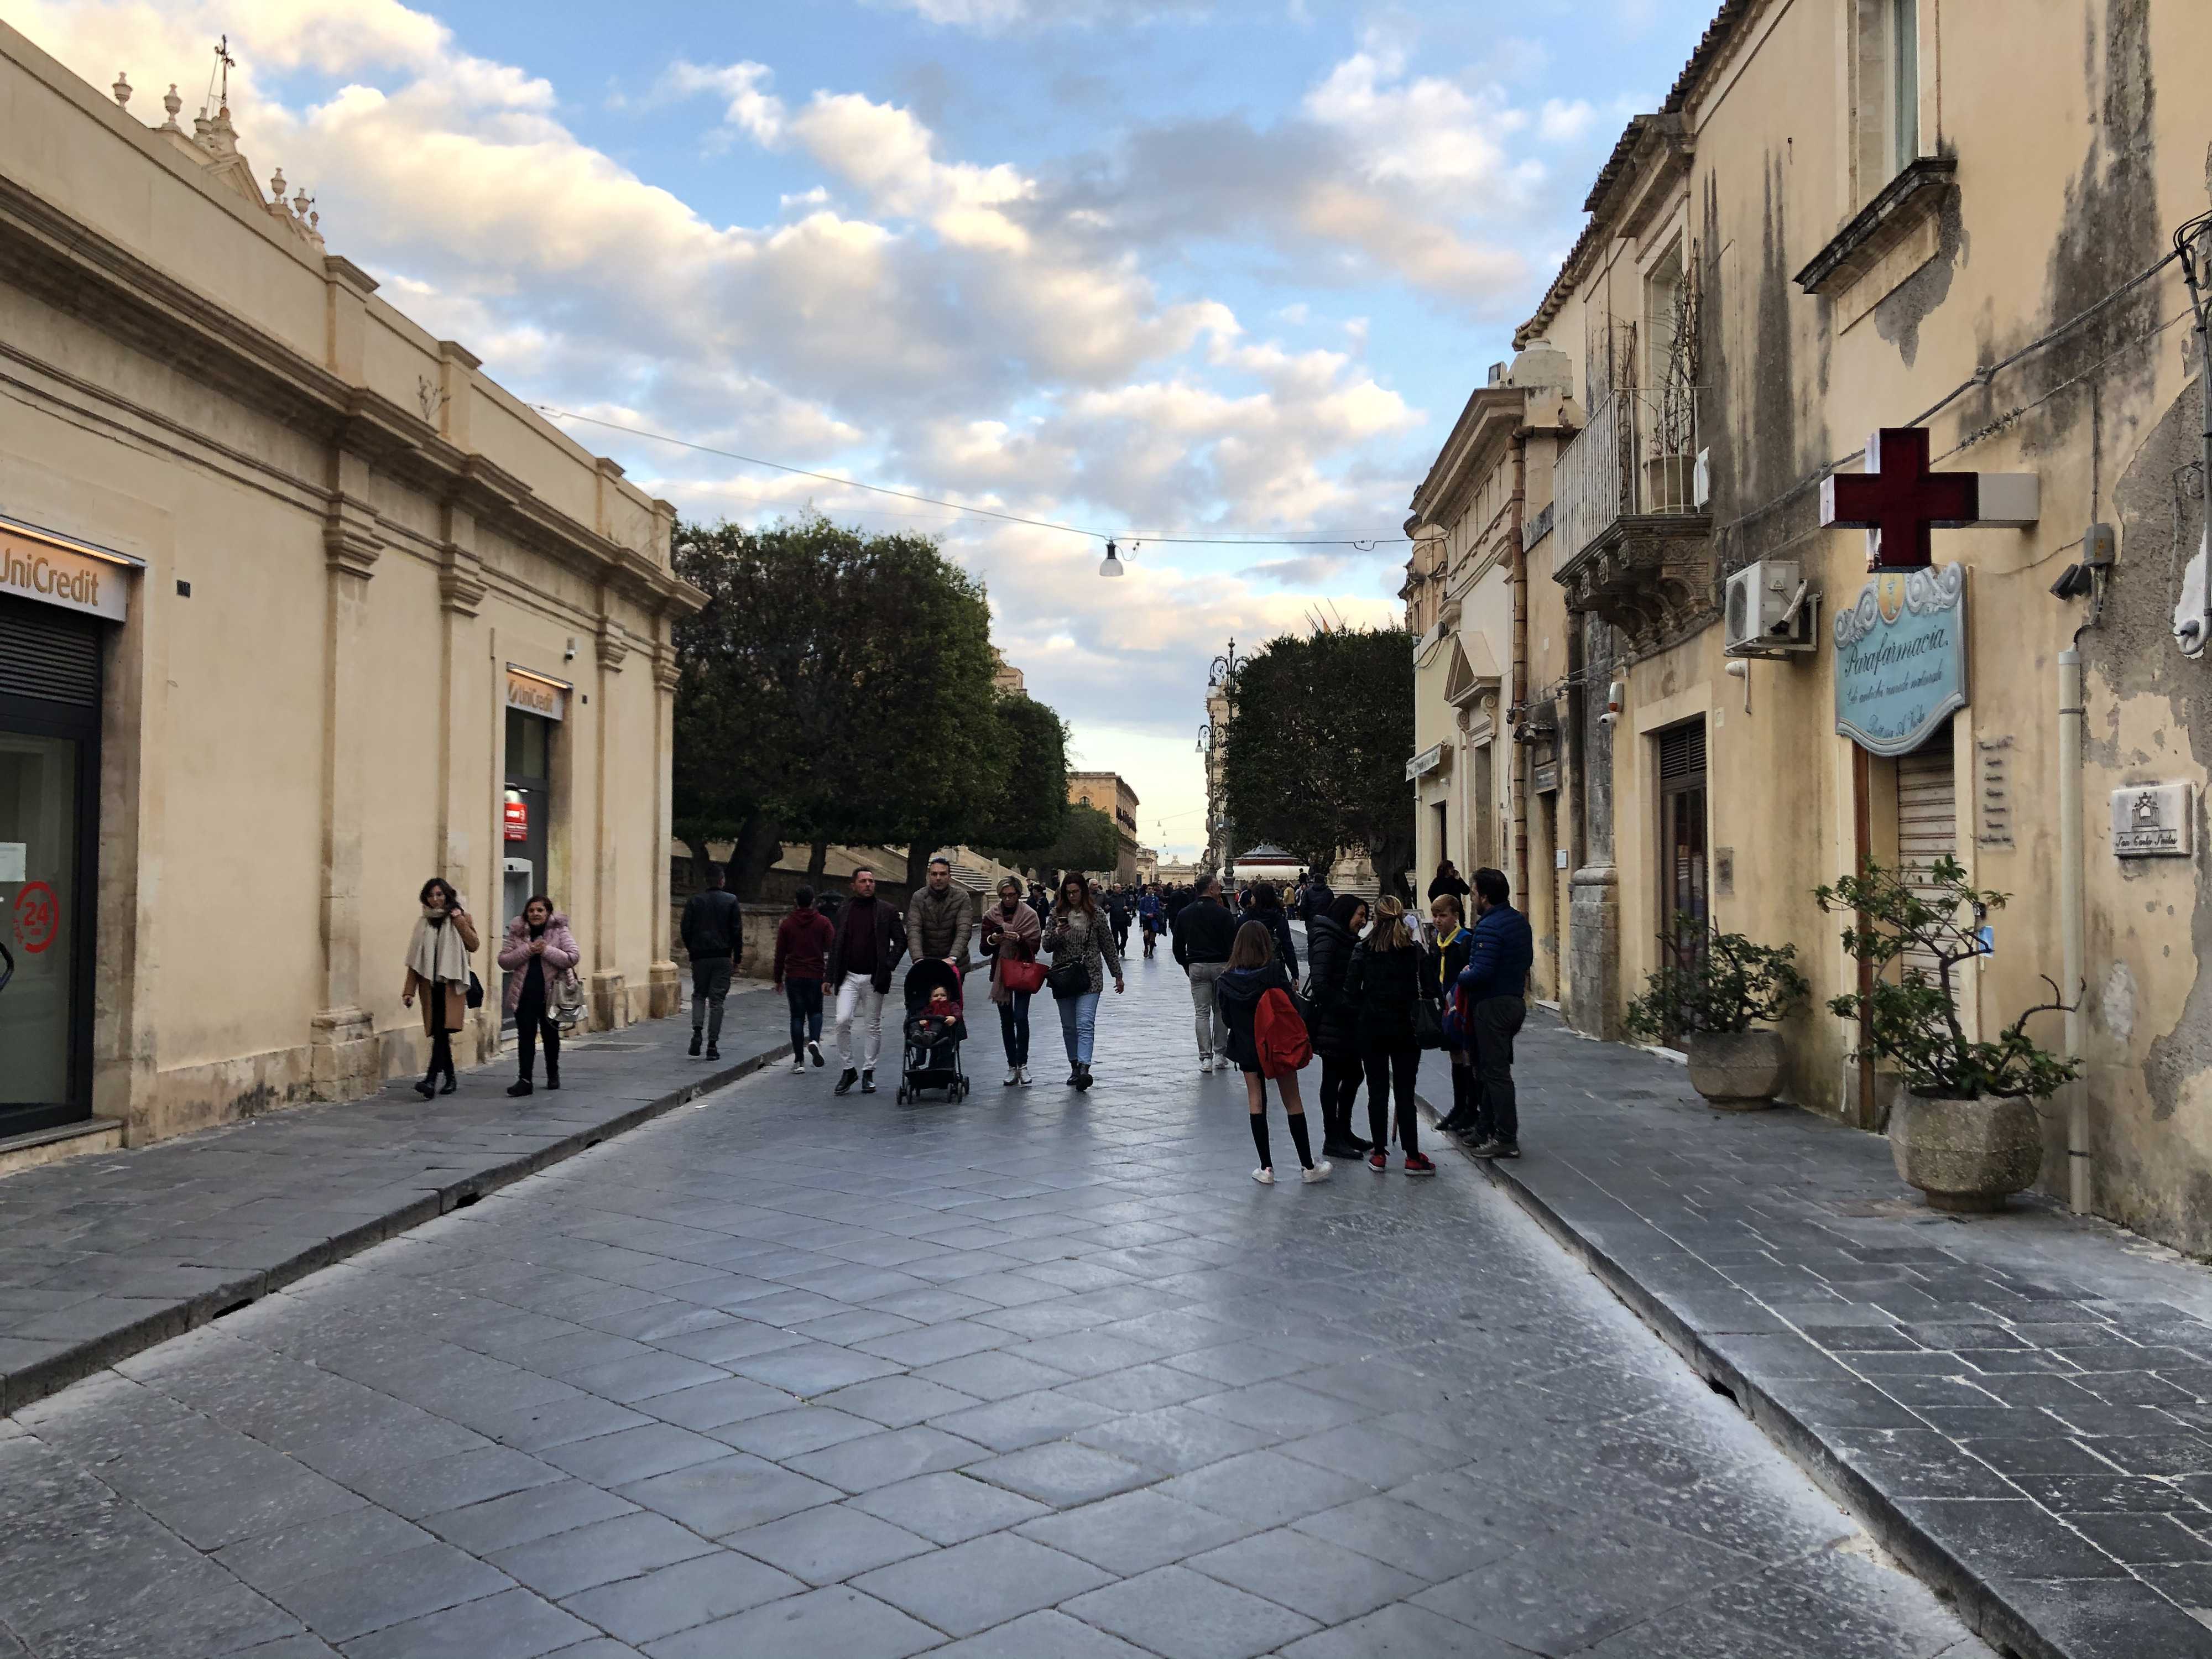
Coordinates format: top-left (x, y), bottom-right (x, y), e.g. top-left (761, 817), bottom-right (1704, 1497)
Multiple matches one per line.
top-left (1302, 1161), bottom-right (1333, 1184)
top-left (807, 1040), bottom-right (825, 1068)
top-left (1004, 1067), bottom-right (1019, 1086)
top-left (1214, 1051), bottom-right (1232, 1071)
top-left (1018, 1066), bottom-right (1030, 1085)
top-left (1251, 1166), bottom-right (1275, 1185)
top-left (791, 1058), bottom-right (806, 1076)
top-left (1199, 1055), bottom-right (1215, 1073)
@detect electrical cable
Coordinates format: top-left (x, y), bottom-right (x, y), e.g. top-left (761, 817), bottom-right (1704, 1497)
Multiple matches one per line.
top-left (531, 404), bottom-right (1406, 550)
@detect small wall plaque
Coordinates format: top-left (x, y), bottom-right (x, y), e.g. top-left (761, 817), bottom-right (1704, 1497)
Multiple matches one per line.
top-left (2112, 782), bottom-right (2195, 858)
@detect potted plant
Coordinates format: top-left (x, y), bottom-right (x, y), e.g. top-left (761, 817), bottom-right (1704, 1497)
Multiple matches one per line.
top-left (1624, 917), bottom-right (1811, 1109)
top-left (1815, 856), bottom-right (2078, 1213)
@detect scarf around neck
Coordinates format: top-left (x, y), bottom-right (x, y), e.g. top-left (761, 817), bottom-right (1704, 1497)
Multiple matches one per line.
top-left (406, 908), bottom-right (471, 987)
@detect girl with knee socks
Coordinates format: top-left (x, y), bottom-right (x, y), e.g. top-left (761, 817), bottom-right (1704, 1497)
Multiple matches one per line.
top-left (1214, 921), bottom-right (1330, 1186)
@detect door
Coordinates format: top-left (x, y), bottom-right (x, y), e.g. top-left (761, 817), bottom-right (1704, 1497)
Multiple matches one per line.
top-left (0, 596), bottom-right (102, 1136)
top-left (1657, 720), bottom-right (1708, 964)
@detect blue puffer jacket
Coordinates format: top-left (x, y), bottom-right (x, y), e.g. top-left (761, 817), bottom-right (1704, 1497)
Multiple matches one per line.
top-left (1458, 903), bottom-right (1533, 1002)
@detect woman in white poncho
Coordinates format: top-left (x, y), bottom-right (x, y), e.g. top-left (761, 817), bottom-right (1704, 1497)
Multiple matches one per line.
top-left (402, 877), bottom-right (479, 1098)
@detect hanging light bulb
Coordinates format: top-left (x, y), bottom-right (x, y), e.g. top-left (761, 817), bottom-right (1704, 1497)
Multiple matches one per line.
top-left (1098, 538), bottom-right (1124, 578)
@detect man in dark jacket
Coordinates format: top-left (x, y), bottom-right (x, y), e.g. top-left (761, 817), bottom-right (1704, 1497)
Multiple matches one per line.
top-left (827, 868), bottom-right (907, 1095)
top-left (1457, 866), bottom-right (1533, 1157)
top-left (1172, 875), bottom-right (1239, 1071)
top-left (680, 864), bottom-right (742, 1060)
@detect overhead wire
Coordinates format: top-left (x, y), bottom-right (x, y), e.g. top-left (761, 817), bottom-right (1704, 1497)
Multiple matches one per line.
top-left (531, 404), bottom-right (1407, 551)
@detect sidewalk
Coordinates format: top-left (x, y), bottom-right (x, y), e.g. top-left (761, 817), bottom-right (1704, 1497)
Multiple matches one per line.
top-left (1416, 1013), bottom-right (2212, 1659)
top-left (0, 985), bottom-right (801, 1415)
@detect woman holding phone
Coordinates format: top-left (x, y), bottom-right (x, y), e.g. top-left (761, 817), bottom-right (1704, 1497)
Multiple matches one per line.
top-left (1044, 870), bottom-right (1124, 1091)
top-left (402, 877), bottom-right (478, 1098)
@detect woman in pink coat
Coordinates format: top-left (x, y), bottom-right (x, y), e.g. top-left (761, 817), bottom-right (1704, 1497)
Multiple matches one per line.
top-left (979, 877), bottom-right (1042, 1087)
top-left (497, 896), bottom-right (580, 1096)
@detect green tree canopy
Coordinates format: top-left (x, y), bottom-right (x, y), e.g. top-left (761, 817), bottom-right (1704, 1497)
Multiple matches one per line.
top-left (672, 515), bottom-right (1030, 896)
top-left (973, 692), bottom-right (1071, 857)
top-left (1218, 627), bottom-right (1416, 899)
top-left (1037, 804), bottom-right (1121, 882)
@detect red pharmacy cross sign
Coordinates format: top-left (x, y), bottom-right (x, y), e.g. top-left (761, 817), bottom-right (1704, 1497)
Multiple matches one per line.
top-left (503, 796), bottom-right (529, 842)
top-left (1819, 429), bottom-right (1978, 570)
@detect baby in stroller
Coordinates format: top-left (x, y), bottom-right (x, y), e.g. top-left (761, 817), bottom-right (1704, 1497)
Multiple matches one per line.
top-left (898, 958), bottom-right (970, 1102)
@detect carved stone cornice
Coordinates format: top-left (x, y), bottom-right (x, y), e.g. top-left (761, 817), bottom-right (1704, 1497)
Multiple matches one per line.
top-left (324, 495), bottom-right (382, 580)
top-left (439, 549), bottom-right (486, 617)
top-left (1554, 513), bottom-right (1717, 658)
top-left (596, 617), bottom-right (630, 672)
top-left (652, 641), bottom-right (680, 695)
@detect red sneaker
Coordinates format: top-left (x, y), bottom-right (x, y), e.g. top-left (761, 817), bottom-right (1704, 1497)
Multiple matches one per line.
top-left (1404, 1154), bottom-right (1437, 1177)
top-left (1368, 1150), bottom-right (1387, 1173)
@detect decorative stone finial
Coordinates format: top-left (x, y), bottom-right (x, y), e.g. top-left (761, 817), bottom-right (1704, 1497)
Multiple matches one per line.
top-left (112, 72), bottom-right (131, 108)
top-left (269, 166), bottom-right (288, 205)
top-left (161, 85), bottom-right (183, 129)
top-left (293, 186), bottom-right (311, 217)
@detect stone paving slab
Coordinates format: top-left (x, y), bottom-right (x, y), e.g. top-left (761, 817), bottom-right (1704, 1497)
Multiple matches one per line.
top-left (0, 952), bottom-right (1985, 1657)
top-left (1415, 1014), bottom-right (2212, 1659)
top-left (0, 984), bottom-right (804, 1415)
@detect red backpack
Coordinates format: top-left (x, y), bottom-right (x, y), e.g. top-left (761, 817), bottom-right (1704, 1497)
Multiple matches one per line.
top-left (1254, 987), bottom-right (1314, 1078)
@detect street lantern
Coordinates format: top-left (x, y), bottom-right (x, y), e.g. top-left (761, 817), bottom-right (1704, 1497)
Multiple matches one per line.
top-left (1099, 538), bottom-right (1125, 578)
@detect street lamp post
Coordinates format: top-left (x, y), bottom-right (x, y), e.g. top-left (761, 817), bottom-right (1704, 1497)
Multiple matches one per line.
top-left (1199, 637), bottom-right (1241, 880)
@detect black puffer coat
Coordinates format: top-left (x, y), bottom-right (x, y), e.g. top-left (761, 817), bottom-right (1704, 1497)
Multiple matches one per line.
top-left (1302, 914), bottom-right (1363, 1060)
top-left (1345, 938), bottom-right (1423, 1048)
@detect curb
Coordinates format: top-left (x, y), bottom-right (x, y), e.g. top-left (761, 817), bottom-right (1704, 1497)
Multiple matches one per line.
top-left (1413, 1087), bottom-right (2065, 1659)
top-left (2, 1040), bottom-right (793, 1416)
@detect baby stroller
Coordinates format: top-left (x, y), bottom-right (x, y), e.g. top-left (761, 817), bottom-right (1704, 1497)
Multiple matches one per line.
top-left (897, 958), bottom-right (970, 1103)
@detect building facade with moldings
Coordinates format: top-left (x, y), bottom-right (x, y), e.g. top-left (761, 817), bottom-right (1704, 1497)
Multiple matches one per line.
top-left (0, 27), bottom-right (703, 1157)
top-left (1407, 0), bottom-right (2212, 1249)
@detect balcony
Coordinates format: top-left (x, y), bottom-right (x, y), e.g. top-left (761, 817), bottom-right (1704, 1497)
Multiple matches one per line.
top-left (1552, 383), bottom-right (1715, 655)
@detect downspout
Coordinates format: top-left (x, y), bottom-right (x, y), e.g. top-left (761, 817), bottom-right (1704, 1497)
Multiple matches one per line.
top-left (1509, 432), bottom-right (1530, 906)
top-left (2059, 648), bottom-right (2088, 1213)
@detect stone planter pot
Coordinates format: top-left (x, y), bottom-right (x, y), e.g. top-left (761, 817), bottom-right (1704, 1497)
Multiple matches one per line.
top-left (1888, 1088), bottom-right (2041, 1213)
top-left (1685, 1029), bottom-right (1785, 1109)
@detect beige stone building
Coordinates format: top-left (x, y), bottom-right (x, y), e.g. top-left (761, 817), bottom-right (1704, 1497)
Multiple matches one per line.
top-left (1067, 770), bottom-right (1141, 884)
top-left (0, 27), bottom-right (702, 1157)
top-left (1407, 0), bottom-right (2212, 1250)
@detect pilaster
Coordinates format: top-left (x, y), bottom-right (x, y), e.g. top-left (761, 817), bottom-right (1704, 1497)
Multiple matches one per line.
top-left (314, 476), bottom-right (382, 1097)
top-left (648, 626), bottom-right (681, 1018)
top-left (592, 596), bottom-right (628, 1028)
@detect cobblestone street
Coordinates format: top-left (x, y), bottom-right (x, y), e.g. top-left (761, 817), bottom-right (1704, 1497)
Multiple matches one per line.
top-left (0, 957), bottom-right (1988, 1658)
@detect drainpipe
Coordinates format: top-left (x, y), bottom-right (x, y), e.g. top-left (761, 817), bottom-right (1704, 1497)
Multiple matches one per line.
top-left (1509, 432), bottom-right (1530, 906)
top-left (2059, 646), bottom-right (2089, 1213)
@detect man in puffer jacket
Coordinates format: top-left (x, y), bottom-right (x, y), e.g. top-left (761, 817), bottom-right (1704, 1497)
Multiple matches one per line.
top-left (1457, 867), bottom-right (1533, 1159)
top-left (906, 857), bottom-right (975, 967)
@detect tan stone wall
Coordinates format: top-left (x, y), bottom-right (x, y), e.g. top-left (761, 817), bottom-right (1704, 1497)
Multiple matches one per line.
top-left (0, 23), bottom-right (701, 1145)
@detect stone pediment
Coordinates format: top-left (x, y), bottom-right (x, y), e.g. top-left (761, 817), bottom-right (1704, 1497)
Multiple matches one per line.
top-left (1443, 632), bottom-right (1501, 707)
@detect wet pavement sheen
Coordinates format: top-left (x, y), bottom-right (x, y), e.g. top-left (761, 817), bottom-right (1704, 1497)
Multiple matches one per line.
top-left (0, 950), bottom-right (1990, 1657)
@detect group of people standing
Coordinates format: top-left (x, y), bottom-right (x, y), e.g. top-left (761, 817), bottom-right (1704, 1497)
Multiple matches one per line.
top-left (1171, 865), bottom-right (1531, 1185)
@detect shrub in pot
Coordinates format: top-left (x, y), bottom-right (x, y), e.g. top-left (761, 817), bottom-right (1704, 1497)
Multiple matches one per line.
top-left (1624, 917), bottom-right (1811, 1109)
top-left (1815, 856), bottom-right (2078, 1213)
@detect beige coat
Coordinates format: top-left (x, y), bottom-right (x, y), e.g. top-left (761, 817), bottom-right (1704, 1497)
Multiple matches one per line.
top-left (404, 911), bottom-right (479, 1034)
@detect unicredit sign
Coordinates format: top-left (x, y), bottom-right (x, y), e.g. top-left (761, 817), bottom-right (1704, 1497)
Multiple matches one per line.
top-left (0, 518), bottom-right (137, 622)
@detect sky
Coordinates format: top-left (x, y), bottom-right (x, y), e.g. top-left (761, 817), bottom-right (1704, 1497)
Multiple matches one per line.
top-left (23, 0), bottom-right (1714, 859)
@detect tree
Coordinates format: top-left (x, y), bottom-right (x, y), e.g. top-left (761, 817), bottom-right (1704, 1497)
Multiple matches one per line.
top-left (1037, 804), bottom-right (1121, 885)
top-left (671, 515), bottom-right (1014, 899)
top-left (973, 693), bottom-right (1071, 859)
top-left (1218, 627), bottom-right (1416, 900)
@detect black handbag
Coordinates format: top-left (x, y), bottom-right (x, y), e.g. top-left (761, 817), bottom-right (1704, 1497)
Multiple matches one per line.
top-left (465, 971), bottom-right (485, 1011)
top-left (1412, 995), bottom-right (1445, 1050)
top-left (1047, 958), bottom-right (1091, 999)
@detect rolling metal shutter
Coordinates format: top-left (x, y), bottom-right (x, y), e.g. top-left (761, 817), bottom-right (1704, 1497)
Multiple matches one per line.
top-left (1897, 726), bottom-right (1958, 987)
top-left (0, 595), bottom-right (102, 707)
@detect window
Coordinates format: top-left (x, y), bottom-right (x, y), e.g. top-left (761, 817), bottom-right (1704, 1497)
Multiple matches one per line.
top-left (1853, 0), bottom-right (1922, 202)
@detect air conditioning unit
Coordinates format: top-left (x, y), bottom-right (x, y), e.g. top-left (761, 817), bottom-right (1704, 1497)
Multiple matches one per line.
top-left (1723, 559), bottom-right (1818, 657)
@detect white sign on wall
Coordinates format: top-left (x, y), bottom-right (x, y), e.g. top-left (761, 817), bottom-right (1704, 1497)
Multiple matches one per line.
top-left (2111, 782), bottom-right (2194, 858)
top-left (0, 519), bottom-right (135, 622)
top-left (505, 666), bottom-right (570, 722)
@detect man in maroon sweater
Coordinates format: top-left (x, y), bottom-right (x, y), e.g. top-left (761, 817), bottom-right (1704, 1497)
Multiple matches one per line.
top-left (826, 868), bottom-right (907, 1095)
top-left (773, 886), bottom-right (837, 1075)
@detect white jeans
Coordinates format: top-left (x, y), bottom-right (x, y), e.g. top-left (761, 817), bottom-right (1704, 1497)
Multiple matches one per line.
top-left (834, 977), bottom-right (886, 1071)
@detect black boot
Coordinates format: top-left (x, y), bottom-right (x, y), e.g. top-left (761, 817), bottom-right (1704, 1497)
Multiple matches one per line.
top-left (1442, 1065), bottom-right (1477, 1135)
top-left (507, 1077), bottom-right (533, 1097)
top-left (440, 1071), bottom-right (457, 1095)
top-left (1074, 1062), bottom-right (1093, 1092)
top-left (688, 1030), bottom-right (703, 1057)
top-left (414, 1077), bottom-right (436, 1100)
top-left (545, 1062), bottom-right (560, 1091)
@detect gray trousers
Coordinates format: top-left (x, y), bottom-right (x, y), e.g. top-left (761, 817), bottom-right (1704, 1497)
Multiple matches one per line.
top-left (691, 957), bottom-right (733, 1040)
top-left (1472, 995), bottom-right (1526, 1144)
top-left (1185, 961), bottom-right (1228, 1057)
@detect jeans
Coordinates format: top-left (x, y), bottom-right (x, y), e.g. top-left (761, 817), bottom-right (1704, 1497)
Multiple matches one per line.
top-left (1362, 1033), bottom-right (1422, 1155)
top-left (785, 977), bottom-right (823, 1052)
top-left (834, 977), bottom-right (887, 1071)
top-left (1185, 961), bottom-right (1228, 1057)
top-left (515, 973), bottom-right (560, 1083)
top-left (997, 992), bottom-right (1032, 1066)
top-left (1056, 990), bottom-right (1100, 1065)
top-left (691, 956), bottom-right (733, 1042)
top-left (1473, 995), bottom-right (1526, 1144)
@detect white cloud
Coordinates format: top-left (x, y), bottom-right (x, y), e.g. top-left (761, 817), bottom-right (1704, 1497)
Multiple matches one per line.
top-left (660, 59), bottom-right (785, 144)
